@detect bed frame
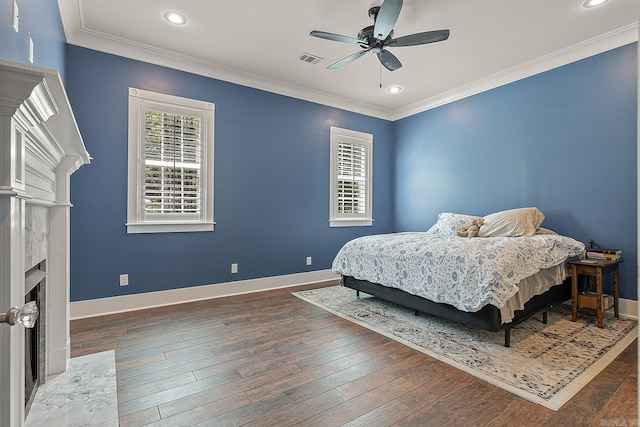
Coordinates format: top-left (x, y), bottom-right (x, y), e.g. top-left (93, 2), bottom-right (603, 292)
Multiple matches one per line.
top-left (342, 275), bottom-right (571, 347)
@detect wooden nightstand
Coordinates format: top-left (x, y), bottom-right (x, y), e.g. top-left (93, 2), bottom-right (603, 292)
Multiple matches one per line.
top-left (568, 258), bottom-right (621, 328)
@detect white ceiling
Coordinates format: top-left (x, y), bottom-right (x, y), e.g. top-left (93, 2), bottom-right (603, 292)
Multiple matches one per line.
top-left (58, 0), bottom-right (638, 120)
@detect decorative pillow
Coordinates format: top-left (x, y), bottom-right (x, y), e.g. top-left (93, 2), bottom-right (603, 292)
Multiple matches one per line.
top-left (427, 212), bottom-right (482, 236)
top-left (478, 207), bottom-right (545, 238)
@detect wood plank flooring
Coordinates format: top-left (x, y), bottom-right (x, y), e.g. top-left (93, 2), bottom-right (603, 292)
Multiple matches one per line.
top-left (70, 282), bottom-right (638, 426)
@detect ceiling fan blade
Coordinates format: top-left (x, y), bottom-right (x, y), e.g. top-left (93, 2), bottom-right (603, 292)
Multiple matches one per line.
top-left (377, 49), bottom-right (402, 71)
top-left (388, 29), bottom-right (450, 47)
top-left (373, 0), bottom-right (403, 40)
top-left (310, 30), bottom-right (362, 44)
top-left (328, 49), bottom-right (371, 70)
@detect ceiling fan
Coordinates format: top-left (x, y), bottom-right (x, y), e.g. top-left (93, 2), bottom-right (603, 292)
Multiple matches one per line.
top-left (310, 0), bottom-right (450, 71)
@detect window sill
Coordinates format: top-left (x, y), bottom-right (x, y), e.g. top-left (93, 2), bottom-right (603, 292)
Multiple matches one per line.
top-left (329, 219), bottom-right (373, 228)
top-left (126, 221), bottom-right (215, 234)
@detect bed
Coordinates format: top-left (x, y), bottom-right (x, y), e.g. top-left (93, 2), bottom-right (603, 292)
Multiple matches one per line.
top-left (331, 208), bottom-right (585, 346)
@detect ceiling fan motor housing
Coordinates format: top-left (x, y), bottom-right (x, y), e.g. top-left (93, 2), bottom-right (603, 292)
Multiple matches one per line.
top-left (357, 26), bottom-right (394, 51)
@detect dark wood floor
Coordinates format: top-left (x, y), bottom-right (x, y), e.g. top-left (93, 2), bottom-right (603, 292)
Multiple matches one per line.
top-left (70, 282), bottom-right (638, 426)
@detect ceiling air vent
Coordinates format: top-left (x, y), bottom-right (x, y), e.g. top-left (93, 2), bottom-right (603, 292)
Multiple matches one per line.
top-left (298, 52), bottom-right (323, 65)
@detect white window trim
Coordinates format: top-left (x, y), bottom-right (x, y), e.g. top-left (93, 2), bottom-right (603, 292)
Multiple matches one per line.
top-left (127, 88), bottom-right (215, 233)
top-left (329, 126), bottom-right (373, 227)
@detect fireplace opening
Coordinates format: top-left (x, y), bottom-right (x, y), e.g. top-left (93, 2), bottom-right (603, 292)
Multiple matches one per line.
top-left (24, 260), bottom-right (46, 415)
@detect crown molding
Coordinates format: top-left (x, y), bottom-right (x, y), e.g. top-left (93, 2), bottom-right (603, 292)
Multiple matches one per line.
top-left (392, 23), bottom-right (639, 120)
top-left (58, 0), bottom-right (637, 122)
top-left (58, 0), bottom-right (394, 120)
top-left (71, 31), bottom-right (395, 120)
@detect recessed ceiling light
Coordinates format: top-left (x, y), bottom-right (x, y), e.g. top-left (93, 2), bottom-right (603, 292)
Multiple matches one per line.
top-left (164, 11), bottom-right (187, 25)
top-left (583, 0), bottom-right (608, 8)
top-left (387, 86), bottom-right (402, 94)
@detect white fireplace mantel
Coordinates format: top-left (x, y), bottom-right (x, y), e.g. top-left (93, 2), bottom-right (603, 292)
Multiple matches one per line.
top-left (0, 59), bottom-right (90, 427)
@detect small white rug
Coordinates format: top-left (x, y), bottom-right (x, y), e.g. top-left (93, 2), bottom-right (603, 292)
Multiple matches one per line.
top-left (293, 286), bottom-right (637, 410)
top-left (25, 350), bottom-right (118, 427)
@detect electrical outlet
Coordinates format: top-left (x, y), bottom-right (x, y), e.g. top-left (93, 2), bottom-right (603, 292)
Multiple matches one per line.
top-left (119, 274), bottom-right (129, 286)
top-left (231, 263), bottom-right (238, 274)
top-left (306, 256), bottom-right (312, 266)
top-left (12, 0), bottom-right (18, 32)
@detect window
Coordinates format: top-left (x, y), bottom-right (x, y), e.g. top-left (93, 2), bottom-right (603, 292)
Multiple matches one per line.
top-left (127, 88), bottom-right (214, 233)
top-left (329, 126), bottom-right (372, 227)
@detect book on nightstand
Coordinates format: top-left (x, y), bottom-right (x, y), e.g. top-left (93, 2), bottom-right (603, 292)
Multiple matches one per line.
top-left (585, 248), bottom-right (621, 261)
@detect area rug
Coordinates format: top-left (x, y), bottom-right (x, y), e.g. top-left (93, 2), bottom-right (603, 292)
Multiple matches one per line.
top-left (293, 285), bottom-right (637, 410)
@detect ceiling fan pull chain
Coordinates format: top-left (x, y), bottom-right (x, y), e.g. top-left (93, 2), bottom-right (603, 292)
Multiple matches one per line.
top-left (379, 63), bottom-right (382, 89)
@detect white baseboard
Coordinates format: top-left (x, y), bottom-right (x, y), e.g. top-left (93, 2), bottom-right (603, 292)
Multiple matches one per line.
top-left (71, 271), bottom-right (639, 322)
top-left (70, 269), bottom-right (340, 320)
top-left (617, 298), bottom-right (638, 320)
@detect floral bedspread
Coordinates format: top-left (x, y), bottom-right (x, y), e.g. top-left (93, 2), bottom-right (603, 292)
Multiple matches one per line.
top-left (331, 233), bottom-right (585, 312)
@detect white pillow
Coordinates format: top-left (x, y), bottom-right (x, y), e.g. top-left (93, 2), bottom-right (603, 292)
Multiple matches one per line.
top-left (478, 207), bottom-right (545, 237)
top-left (427, 212), bottom-right (482, 236)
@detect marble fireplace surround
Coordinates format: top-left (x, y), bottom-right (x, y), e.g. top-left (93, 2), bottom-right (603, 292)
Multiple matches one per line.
top-left (0, 60), bottom-right (90, 427)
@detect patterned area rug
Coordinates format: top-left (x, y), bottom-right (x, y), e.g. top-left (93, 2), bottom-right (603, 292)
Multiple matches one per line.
top-left (293, 285), bottom-right (637, 410)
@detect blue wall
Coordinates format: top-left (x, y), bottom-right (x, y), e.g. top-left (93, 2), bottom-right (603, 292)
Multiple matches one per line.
top-left (66, 46), bottom-right (395, 301)
top-left (2, 8), bottom-right (636, 303)
top-left (0, 0), bottom-right (67, 80)
top-left (395, 44), bottom-right (637, 300)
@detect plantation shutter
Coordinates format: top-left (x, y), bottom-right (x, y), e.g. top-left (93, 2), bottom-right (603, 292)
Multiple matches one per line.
top-left (336, 141), bottom-right (367, 216)
top-left (144, 110), bottom-right (202, 218)
top-left (329, 126), bottom-right (372, 227)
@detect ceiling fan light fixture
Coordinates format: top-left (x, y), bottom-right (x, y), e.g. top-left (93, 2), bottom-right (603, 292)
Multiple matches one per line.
top-left (387, 85), bottom-right (402, 94)
top-left (582, 0), bottom-right (608, 8)
top-left (164, 11), bottom-right (187, 25)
